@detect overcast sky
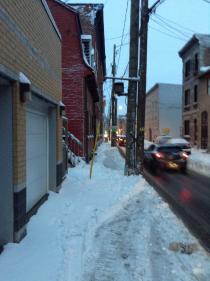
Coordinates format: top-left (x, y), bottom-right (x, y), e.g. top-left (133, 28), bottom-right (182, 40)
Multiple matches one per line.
top-left (67, 0), bottom-right (210, 114)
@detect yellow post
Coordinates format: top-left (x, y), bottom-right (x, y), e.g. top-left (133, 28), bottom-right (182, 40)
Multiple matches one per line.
top-left (89, 122), bottom-right (100, 179)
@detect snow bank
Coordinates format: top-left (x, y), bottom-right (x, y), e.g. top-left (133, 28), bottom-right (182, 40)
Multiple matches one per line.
top-left (188, 149), bottom-right (210, 178)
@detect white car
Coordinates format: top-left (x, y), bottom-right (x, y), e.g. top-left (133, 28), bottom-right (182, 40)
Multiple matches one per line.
top-left (166, 138), bottom-right (191, 155)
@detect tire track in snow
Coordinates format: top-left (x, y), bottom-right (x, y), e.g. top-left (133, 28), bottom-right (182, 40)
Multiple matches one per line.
top-left (82, 196), bottom-right (152, 281)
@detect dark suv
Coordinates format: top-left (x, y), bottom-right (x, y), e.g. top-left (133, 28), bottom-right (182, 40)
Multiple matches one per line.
top-left (144, 144), bottom-right (188, 174)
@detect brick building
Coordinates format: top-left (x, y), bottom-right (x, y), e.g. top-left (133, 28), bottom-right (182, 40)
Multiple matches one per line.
top-left (179, 34), bottom-right (210, 150)
top-left (0, 0), bottom-right (63, 250)
top-left (47, 0), bottom-right (106, 161)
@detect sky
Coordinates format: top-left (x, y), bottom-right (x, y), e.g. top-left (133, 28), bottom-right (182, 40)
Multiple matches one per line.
top-left (67, 0), bottom-right (210, 115)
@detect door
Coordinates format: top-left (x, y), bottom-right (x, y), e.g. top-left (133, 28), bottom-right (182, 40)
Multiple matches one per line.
top-left (0, 81), bottom-right (13, 248)
top-left (201, 111), bottom-right (208, 149)
top-left (26, 110), bottom-right (48, 212)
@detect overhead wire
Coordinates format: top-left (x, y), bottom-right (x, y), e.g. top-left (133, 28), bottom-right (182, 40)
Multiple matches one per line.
top-left (149, 25), bottom-right (188, 42)
top-left (116, 0), bottom-right (129, 73)
top-left (155, 13), bottom-right (197, 34)
top-left (152, 15), bottom-right (192, 38)
top-left (106, 32), bottom-right (129, 41)
top-left (150, 17), bottom-right (190, 40)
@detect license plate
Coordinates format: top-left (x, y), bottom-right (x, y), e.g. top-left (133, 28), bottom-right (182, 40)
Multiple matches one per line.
top-left (168, 162), bottom-right (178, 169)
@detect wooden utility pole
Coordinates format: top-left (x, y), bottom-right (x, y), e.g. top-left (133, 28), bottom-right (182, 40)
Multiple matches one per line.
top-left (136, 0), bottom-right (149, 174)
top-left (125, 0), bottom-right (139, 175)
top-left (135, 0), bottom-right (163, 174)
top-left (111, 44), bottom-right (117, 146)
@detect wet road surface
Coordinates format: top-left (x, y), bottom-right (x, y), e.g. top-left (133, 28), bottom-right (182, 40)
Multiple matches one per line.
top-left (144, 168), bottom-right (210, 251)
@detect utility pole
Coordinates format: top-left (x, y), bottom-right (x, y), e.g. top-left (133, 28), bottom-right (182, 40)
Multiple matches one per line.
top-left (125, 0), bottom-right (139, 175)
top-left (136, 0), bottom-right (149, 174)
top-left (136, 0), bottom-right (163, 174)
top-left (111, 44), bottom-right (117, 146)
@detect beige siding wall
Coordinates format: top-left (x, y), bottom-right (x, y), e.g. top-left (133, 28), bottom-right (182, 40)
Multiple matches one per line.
top-left (0, 0), bottom-right (61, 99)
top-left (0, 0), bottom-right (62, 186)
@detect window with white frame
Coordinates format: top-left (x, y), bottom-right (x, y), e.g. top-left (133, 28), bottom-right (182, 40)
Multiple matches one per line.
top-left (81, 34), bottom-right (95, 68)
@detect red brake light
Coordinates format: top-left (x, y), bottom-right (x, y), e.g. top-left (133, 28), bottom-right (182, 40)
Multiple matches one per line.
top-left (181, 152), bottom-right (189, 159)
top-left (155, 152), bottom-right (164, 159)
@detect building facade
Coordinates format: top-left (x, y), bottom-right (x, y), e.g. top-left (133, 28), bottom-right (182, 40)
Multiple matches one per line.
top-left (145, 83), bottom-right (182, 142)
top-left (47, 1), bottom-right (106, 162)
top-left (179, 34), bottom-right (210, 150)
top-left (70, 3), bottom-right (106, 146)
top-left (0, 0), bottom-right (63, 250)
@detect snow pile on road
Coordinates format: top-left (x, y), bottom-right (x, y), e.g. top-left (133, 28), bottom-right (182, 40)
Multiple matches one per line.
top-left (0, 144), bottom-right (210, 281)
top-left (188, 149), bottom-right (210, 178)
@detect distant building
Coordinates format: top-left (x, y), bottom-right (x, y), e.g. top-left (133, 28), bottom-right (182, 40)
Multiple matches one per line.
top-left (145, 83), bottom-right (182, 142)
top-left (179, 34), bottom-right (210, 150)
top-left (117, 114), bottom-right (127, 135)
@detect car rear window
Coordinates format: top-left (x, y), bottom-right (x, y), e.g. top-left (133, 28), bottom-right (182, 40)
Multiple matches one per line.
top-left (157, 146), bottom-right (182, 153)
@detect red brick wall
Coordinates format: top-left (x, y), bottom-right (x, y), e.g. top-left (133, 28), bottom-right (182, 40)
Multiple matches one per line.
top-left (47, 0), bottom-right (93, 157)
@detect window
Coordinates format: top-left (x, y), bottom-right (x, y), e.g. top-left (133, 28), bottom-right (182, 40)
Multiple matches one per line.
top-left (194, 53), bottom-right (199, 74)
top-left (81, 34), bottom-right (92, 66)
top-left (194, 119), bottom-right (197, 144)
top-left (184, 89), bottom-right (190, 106)
top-left (194, 85), bottom-right (198, 103)
top-left (185, 60), bottom-right (191, 78)
top-left (208, 79), bottom-right (210, 96)
top-left (184, 120), bottom-right (190, 135)
top-left (201, 111), bottom-right (208, 149)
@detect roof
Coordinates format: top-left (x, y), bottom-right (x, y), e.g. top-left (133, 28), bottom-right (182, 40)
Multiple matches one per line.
top-left (69, 3), bottom-right (106, 77)
top-left (49, 0), bottom-right (78, 13)
top-left (146, 83), bottom-right (182, 96)
top-left (179, 34), bottom-right (210, 57)
top-left (41, 0), bottom-right (61, 39)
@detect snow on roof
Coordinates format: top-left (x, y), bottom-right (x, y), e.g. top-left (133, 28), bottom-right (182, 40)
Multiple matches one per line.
top-left (167, 138), bottom-right (189, 144)
top-left (69, 3), bottom-right (104, 24)
top-left (179, 34), bottom-right (210, 57)
top-left (200, 66), bottom-right (210, 72)
top-left (19, 72), bottom-right (31, 84)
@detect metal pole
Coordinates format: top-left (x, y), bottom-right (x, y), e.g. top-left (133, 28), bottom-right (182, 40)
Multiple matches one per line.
top-left (111, 44), bottom-right (117, 146)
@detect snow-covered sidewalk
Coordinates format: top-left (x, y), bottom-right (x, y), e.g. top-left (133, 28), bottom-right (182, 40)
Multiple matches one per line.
top-left (0, 144), bottom-right (210, 281)
top-left (188, 149), bottom-right (210, 178)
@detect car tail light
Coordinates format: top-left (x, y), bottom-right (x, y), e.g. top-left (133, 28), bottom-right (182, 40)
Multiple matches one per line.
top-left (155, 152), bottom-right (164, 159)
top-left (181, 152), bottom-right (189, 159)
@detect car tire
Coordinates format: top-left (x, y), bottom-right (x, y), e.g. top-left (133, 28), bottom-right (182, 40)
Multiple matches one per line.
top-left (181, 167), bottom-right (187, 174)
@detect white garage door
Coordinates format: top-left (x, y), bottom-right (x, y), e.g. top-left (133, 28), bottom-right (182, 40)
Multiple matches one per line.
top-left (26, 110), bottom-right (48, 212)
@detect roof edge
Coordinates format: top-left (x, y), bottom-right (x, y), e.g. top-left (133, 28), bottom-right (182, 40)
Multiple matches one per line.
top-left (41, 0), bottom-right (62, 40)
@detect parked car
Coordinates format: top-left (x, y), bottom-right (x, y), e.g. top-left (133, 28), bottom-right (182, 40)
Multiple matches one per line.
top-left (166, 138), bottom-right (191, 155)
top-left (155, 135), bottom-right (172, 145)
top-left (117, 135), bottom-right (126, 146)
top-left (144, 144), bottom-right (188, 174)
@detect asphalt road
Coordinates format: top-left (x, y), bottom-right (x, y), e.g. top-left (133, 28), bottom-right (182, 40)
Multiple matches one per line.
top-left (118, 146), bottom-right (210, 251)
top-left (144, 168), bottom-right (210, 251)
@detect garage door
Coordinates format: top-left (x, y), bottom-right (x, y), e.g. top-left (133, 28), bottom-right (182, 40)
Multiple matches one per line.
top-left (26, 110), bottom-right (48, 212)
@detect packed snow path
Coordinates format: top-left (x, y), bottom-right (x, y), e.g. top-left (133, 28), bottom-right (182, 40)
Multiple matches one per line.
top-left (0, 144), bottom-right (210, 281)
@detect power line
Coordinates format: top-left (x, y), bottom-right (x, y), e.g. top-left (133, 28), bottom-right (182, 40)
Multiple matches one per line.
top-left (201, 0), bottom-right (210, 3)
top-left (122, 62), bottom-right (129, 78)
top-left (149, 24), bottom-right (188, 42)
top-left (152, 15), bottom-right (192, 37)
top-left (155, 13), bottom-right (197, 34)
top-left (150, 17), bottom-right (190, 40)
top-left (106, 32), bottom-right (129, 41)
top-left (116, 0), bottom-right (129, 73)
